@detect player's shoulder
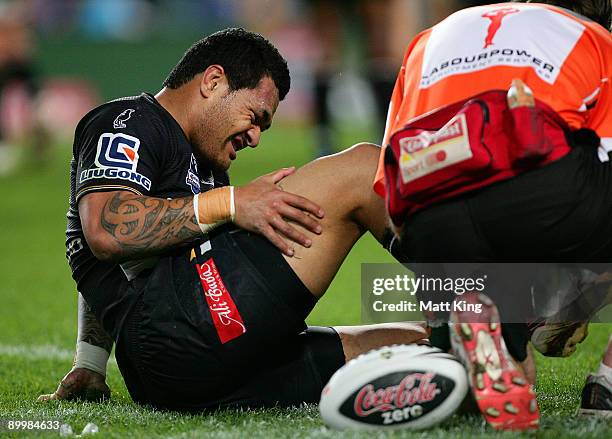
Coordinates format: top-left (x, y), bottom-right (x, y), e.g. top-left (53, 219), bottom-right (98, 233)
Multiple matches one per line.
top-left (535, 3), bottom-right (610, 36)
top-left (537, 4), bottom-right (612, 52)
top-left (76, 93), bottom-right (167, 137)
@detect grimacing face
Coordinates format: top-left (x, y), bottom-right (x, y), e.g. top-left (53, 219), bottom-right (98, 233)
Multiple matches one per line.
top-left (192, 76), bottom-right (279, 171)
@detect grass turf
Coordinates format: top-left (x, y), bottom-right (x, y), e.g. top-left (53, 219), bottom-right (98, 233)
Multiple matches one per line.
top-left (0, 126), bottom-right (610, 438)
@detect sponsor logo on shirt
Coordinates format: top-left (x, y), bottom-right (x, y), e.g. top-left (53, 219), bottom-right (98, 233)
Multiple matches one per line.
top-left (94, 132), bottom-right (141, 170)
top-left (399, 113), bottom-right (472, 183)
top-left (113, 108), bottom-right (135, 129)
top-left (420, 5), bottom-right (585, 87)
top-left (196, 258), bottom-right (246, 344)
top-left (79, 132), bottom-right (152, 190)
top-left (186, 154), bottom-right (200, 194)
top-left (79, 167), bottom-right (152, 190)
top-left (481, 7), bottom-right (519, 49)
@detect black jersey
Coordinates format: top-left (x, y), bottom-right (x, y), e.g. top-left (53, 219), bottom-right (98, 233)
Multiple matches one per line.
top-left (66, 93), bottom-right (228, 285)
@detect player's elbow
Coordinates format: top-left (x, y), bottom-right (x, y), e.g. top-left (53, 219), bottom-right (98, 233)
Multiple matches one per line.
top-left (86, 231), bottom-right (122, 262)
top-left (91, 246), bottom-right (118, 263)
top-left (79, 194), bottom-right (124, 262)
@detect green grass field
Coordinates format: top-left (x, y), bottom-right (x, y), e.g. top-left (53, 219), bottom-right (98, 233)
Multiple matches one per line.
top-left (0, 126), bottom-right (610, 438)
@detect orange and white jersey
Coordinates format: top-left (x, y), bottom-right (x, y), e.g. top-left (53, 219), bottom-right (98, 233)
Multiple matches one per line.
top-left (374, 2), bottom-right (612, 196)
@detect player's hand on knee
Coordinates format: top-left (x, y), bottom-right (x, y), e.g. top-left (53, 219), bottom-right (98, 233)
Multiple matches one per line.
top-left (37, 367), bottom-right (110, 402)
top-left (234, 167), bottom-right (324, 256)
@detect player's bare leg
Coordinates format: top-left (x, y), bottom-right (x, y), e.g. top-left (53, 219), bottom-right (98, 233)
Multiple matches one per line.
top-left (277, 142), bottom-right (428, 357)
top-left (333, 323), bottom-right (429, 361)
top-left (279, 142), bottom-right (389, 297)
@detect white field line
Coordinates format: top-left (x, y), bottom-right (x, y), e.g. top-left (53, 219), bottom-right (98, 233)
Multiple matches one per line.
top-left (0, 343), bottom-right (116, 364)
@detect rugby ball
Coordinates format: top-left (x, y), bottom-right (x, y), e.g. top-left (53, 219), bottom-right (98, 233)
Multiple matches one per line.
top-left (319, 344), bottom-right (468, 430)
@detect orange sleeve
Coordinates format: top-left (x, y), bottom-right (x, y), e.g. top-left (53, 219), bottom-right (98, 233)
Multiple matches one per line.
top-left (584, 23), bottom-right (612, 146)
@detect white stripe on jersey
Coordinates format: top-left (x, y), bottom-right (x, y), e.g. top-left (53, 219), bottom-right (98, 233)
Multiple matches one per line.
top-left (598, 138), bottom-right (612, 163)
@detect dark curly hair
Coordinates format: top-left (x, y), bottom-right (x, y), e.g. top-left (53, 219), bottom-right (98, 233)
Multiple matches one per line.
top-left (515, 0), bottom-right (611, 30)
top-left (163, 28), bottom-right (290, 100)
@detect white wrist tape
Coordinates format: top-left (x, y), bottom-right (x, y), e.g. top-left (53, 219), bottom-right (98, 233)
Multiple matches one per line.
top-left (193, 186), bottom-right (235, 234)
top-left (229, 186), bottom-right (236, 221)
top-left (74, 341), bottom-right (110, 377)
top-left (193, 192), bottom-right (202, 228)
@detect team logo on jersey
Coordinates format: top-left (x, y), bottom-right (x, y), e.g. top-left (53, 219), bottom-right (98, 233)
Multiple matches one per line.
top-left (80, 132), bottom-right (152, 190)
top-left (481, 7), bottom-right (519, 49)
top-left (186, 154), bottom-right (201, 194)
top-left (113, 108), bottom-right (135, 129)
top-left (95, 132), bottom-right (141, 171)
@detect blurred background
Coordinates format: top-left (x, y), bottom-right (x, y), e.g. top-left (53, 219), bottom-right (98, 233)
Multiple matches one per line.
top-left (1, 5), bottom-right (610, 435)
top-left (0, 0), bottom-right (494, 332)
top-left (0, 0), bottom-right (495, 169)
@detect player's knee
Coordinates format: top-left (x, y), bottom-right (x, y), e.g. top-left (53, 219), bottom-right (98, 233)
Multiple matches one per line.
top-left (340, 142), bottom-right (381, 177)
top-left (345, 142), bottom-right (381, 161)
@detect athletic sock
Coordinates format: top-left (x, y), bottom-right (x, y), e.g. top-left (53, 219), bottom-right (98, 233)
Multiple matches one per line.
top-left (596, 362), bottom-right (612, 385)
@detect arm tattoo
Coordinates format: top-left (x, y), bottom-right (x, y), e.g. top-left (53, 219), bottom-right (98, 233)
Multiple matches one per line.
top-left (101, 192), bottom-right (201, 259)
top-left (77, 293), bottom-right (113, 353)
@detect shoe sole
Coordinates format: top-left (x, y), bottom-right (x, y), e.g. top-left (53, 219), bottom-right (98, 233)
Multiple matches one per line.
top-left (450, 293), bottom-right (540, 431)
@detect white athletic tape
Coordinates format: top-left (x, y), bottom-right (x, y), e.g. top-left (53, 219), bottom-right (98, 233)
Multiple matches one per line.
top-left (74, 341), bottom-right (110, 377)
top-left (229, 186), bottom-right (236, 221)
top-left (193, 193), bottom-right (202, 229)
top-left (193, 186), bottom-right (235, 234)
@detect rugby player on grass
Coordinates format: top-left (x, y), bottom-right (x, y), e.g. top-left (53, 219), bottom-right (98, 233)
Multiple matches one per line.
top-left (39, 28), bottom-right (428, 410)
top-left (376, 0), bottom-right (611, 429)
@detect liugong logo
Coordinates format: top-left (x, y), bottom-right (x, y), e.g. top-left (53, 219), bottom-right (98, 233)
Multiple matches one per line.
top-left (81, 132), bottom-right (152, 190)
top-left (95, 133), bottom-right (141, 171)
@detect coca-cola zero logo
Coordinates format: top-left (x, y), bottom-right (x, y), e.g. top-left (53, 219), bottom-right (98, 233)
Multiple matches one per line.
top-left (339, 371), bottom-right (454, 425)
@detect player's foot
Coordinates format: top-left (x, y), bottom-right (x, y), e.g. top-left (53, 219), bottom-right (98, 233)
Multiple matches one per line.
top-left (579, 374), bottom-right (612, 417)
top-left (529, 269), bottom-right (612, 357)
top-left (529, 320), bottom-right (588, 357)
top-left (450, 292), bottom-right (539, 431)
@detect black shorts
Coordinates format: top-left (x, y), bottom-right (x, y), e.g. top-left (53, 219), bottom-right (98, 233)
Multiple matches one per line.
top-left (398, 142), bottom-right (612, 360)
top-left (399, 144), bottom-right (612, 262)
top-left (81, 228), bottom-right (345, 411)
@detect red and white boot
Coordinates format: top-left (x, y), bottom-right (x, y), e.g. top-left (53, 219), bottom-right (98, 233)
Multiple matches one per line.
top-left (450, 292), bottom-right (540, 430)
